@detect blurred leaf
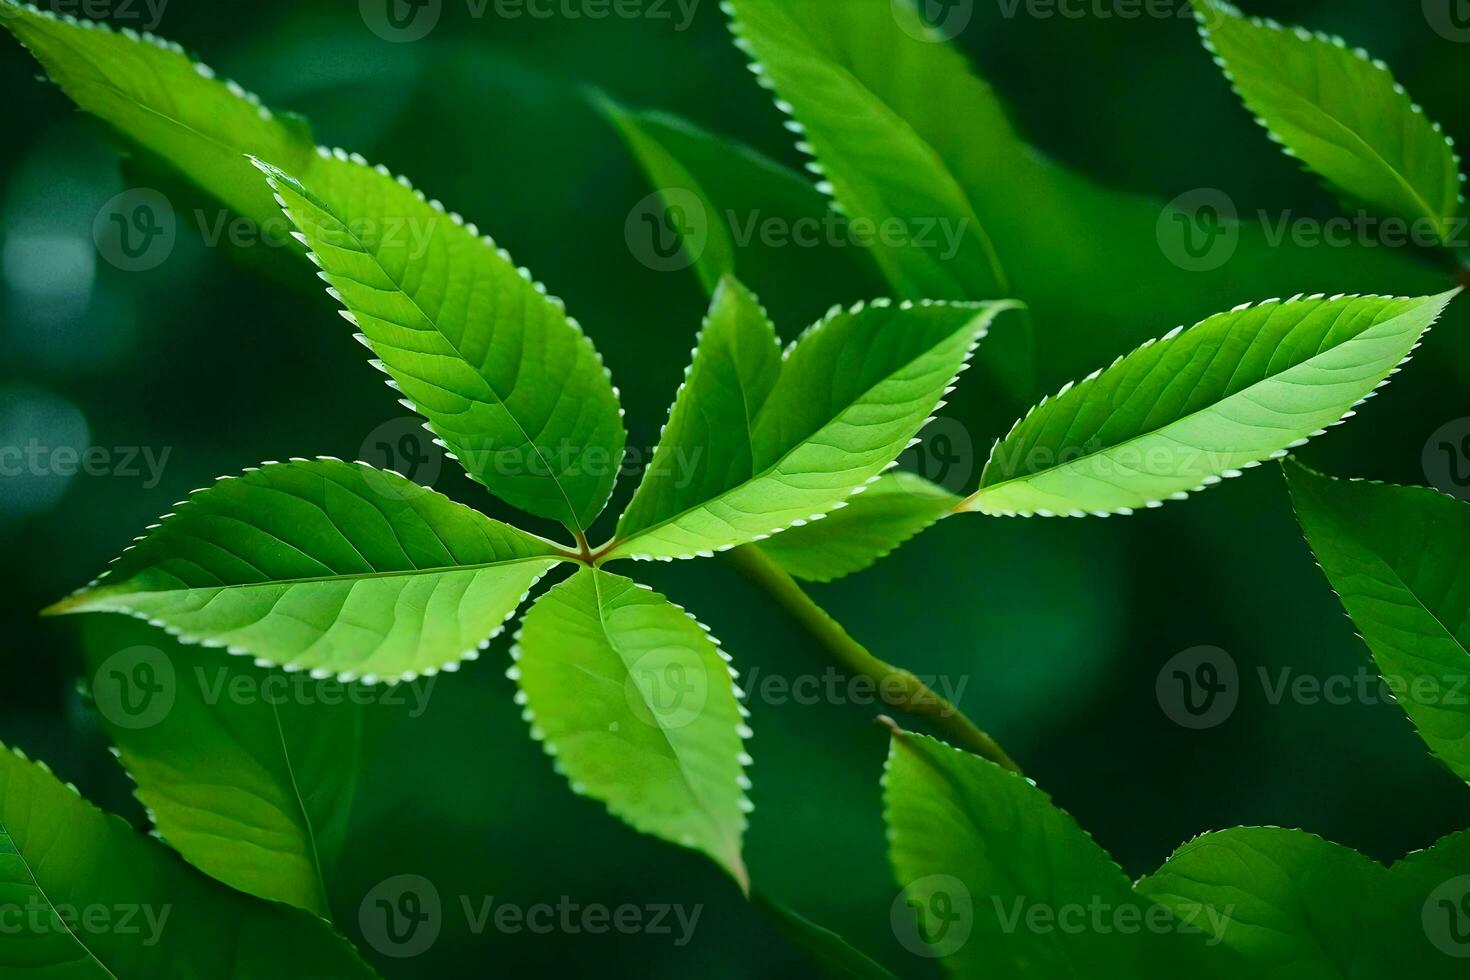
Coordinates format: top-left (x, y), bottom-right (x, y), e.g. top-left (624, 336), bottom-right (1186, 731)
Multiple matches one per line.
top-left (757, 894), bottom-right (900, 980)
top-left (81, 617), bottom-right (362, 918)
top-left (1192, 0), bottom-right (1464, 241)
top-left (608, 298), bottom-right (1015, 561)
top-left (598, 94), bottom-right (736, 294)
top-left (257, 156), bottom-right (628, 534)
top-left (47, 459), bottom-right (563, 680)
top-left (883, 730), bottom-right (1233, 977)
top-left (0, 742), bottom-right (377, 977)
top-left (512, 567), bottom-right (751, 890)
top-left (0, 1), bottom-right (315, 240)
top-left (594, 101), bottom-right (883, 328)
top-left (964, 291), bottom-right (1455, 517)
top-left (1286, 462), bottom-right (1470, 784)
top-left (721, 0), bottom-right (1443, 387)
top-left (1137, 827), bottom-right (1400, 978)
top-left (759, 471), bottom-right (957, 583)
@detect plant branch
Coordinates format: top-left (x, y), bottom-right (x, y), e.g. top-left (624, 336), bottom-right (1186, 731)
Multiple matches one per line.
top-left (723, 545), bottom-right (1021, 773)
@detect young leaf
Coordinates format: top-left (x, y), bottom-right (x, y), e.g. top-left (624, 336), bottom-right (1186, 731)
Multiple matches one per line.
top-left (0, 0), bottom-right (315, 239)
top-left (254, 156), bottom-right (628, 534)
top-left (963, 291), bottom-right (1456, 518)
top-left (513, 567), bottom-right (751, 890)
top-left (0, 744), bottom-right (377, 977)
top-left (883, 730), bottom-right (1233, 977)
top-left (758, 471), bottom-right (958, 583)
top-left (1285, 462), bottom-right (1470, 783)
top-left (1192, 0), bottom-right (1464, 241)
top-left (82, 617), bottom-right (362, 917)
top-left (609, 298), bottom-right (1015, 561)
top-left (45, 458), bottom-right (563, 681)
top-left (1136, 827), bottom-right (1399, 978)
top-left (617, 275), bottom-right (781, 544)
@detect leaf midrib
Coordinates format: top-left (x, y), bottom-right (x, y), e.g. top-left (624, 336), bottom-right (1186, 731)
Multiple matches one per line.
top-left (0, 824), bottom-right (121, 979)
top-left (68, 554), bottom-right (559, 608)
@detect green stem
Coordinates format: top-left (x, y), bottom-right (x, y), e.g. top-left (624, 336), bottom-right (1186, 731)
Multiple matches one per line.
top-left (724, 545), bottom-right (1021, 774)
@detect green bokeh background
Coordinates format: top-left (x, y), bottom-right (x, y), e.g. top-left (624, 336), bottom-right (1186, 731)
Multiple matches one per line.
top-left (3, 0), bottom-right (1470, 975)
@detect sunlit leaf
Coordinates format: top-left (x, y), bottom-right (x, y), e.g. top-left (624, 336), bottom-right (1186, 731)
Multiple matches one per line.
top-left (46, 459), bottom-right (562, 680)
top-left (513, 567), bottom-right (751, 889)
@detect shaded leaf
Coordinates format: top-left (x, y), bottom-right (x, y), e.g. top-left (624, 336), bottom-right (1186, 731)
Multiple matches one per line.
top-left (82, 616), bottom-right (362, 917)
top-left (1285, 462), bottom-right (1470, 784)
top-left (0, 743), bottom-right (377, 977)
top-left (759, 471), bottom-right (957, 583)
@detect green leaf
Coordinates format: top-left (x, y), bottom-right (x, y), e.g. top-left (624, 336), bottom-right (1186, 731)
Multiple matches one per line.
top-left (81, 616), bottom-right (362, 917)
top-left (963, 291), bottom-right (1456, 518)
top-left (1136, 827), bottom-right (1398, 979)
top-left (596, 100), bottom-right (883, 325)
top-left (513, 567), bottom-right (750, 890)
top-left (759, 471), bottom-right (957, 583)
top-left (1284, 462), bottom-right (1470, 784)
top-left (45, 458), bottom-right (562, 681)
top-left (723, 0), bottom-right (1034, 402)
top-left (597, 94), bottom-right (737, 294)
top-left (721, 0), bottom-right (1443, 388)
top-left (609, 298), bottom-right (1014, 560)
top-left (617, 275), bottom-right (781, 544)
top-left (1388, 830), bottom-right (1470, 977)
top-left (726, 1), bottom-right (1007, 302)
top-left (1192, 0), bottom-right (1464, 241)
top-left (0, 743), bottom-right (377, 977)
top-left (883, 731), bottom-right (1232, 978)
top-left (0, 1), bottom-right (315, 239)
top-left (253, 155), bottom-right (628, 534)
